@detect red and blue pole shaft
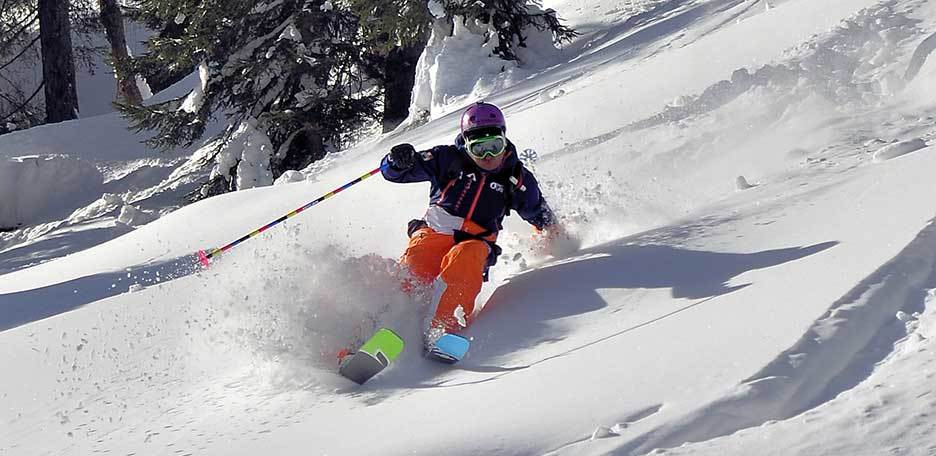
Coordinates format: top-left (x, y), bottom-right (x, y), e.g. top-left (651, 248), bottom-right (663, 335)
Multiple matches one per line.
top-left (197, 165), bottom-right (384, 267)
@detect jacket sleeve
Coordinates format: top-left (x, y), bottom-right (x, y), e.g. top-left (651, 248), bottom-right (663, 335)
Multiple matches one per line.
top-left (380, 145), bottom-right (449, 184)
top-left (512, 168), bottom-right (556, 230)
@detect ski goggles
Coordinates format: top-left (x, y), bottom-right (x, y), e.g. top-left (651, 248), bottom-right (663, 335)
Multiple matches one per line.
top-left (465, 132), bottom-right (507, 159)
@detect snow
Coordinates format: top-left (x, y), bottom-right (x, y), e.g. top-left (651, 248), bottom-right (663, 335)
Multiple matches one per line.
top-left (212, 118), bottom-right (275, 189)
top-left (0, 155), bottom-right (103, 229)
top-left (278, 23), bottom-right (301, 42)
top-left (273, 169), bottom-right (306, 185)
top-left (3, 0), bottom-right (936, 455)
top-left (180, 61), bottom-right (210, 113)
top-left (658, 288), bottom-right (936, 456)
top-left (0, 70), bottom-right (219, 275)
top-left (873, 137), bottom-right (928, 162)
top-left (115, 204), bottom-right (158, 227)
top-left (134, 65), bottom-right (155, 102)
top-left (427, 0), bottom-right (446, 19)
top-left (734, 175), bottom-right (757, 190)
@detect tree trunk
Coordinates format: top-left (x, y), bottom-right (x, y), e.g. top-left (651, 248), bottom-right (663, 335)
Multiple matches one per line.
top-left (99, 0), bottom-right (142, 105)
top-left (382, 38), bottom-right (428, 133)
top-left (38, 0), bottom-right (79, 123)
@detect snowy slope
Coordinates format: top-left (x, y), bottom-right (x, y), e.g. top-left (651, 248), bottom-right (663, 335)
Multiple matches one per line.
top-left (3, 0), bottom-right (936, 455)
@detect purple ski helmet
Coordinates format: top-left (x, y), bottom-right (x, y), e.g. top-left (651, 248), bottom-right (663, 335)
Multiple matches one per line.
top-left (460, 102), bottom-right (506, 135)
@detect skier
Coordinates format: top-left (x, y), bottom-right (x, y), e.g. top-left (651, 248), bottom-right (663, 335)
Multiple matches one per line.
top-left (381, 101), bottom-right (562, 341)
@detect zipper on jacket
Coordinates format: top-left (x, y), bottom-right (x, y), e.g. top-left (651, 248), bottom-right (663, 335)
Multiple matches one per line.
top-left (464, 174), bottom-right (487, 224)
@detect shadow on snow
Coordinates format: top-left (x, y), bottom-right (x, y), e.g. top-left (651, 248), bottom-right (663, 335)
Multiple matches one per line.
top-left (0, 255), bottom-right (199, 332)
top-left (380, 237), bottom-right (838, 390)
top-left (0, 224), bottom-right (133, 274)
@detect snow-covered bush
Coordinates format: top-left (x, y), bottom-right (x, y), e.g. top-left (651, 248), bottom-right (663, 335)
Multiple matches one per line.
top-left (210, 119), bottom-right (275, 191)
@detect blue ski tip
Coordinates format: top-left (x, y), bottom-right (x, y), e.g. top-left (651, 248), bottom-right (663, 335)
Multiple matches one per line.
top-left (428, 333), bottom-right (470, 363)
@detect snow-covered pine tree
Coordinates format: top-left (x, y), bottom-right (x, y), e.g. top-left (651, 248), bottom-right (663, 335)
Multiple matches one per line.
top-left (406, 0), bottom-right (577, 123)
top-left (438, 0), bottom-right (577, 62)
top-left (120, 2), bottom-right (194, 94)
top-left (344, 0), bottom-right (431, 131)
top-left (347, 0), bottom-right (577, 131)
top-left (119, 0), bottom-right (381, 194)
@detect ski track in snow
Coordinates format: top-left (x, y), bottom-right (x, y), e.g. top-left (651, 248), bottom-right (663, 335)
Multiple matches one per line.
top-left (611, 217), bottom-right (936, 455)
top-left (533, 0), bottom-right (936, 453)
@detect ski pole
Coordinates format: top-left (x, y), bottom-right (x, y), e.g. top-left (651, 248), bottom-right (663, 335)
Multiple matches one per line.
top-left (197, 165), bottom-right (385, 268)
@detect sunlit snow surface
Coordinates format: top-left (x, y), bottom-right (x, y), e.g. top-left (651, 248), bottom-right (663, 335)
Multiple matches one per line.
top-left (3, 0), bottom-right (936, 455)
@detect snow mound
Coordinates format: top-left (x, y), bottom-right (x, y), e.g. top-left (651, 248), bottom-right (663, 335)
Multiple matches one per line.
top-left (736, 175), bottom-right (758, 190)
top-left (273, 170), bottom-right (307, 185)
top-left (0, 155), bottom-right (104, 229)
top-left (115, 205), bottom-right (159, 227)
top-left (872, 138), bottom-right (928, 162)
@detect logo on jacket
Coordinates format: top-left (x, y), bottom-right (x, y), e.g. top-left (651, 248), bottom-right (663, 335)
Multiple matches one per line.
top-left (489, 182), bottom-right (505, 193)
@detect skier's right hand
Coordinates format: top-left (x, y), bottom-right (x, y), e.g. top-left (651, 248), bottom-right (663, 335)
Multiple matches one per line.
top-left (533, 223), bottom-right (580, 258)
top-left (388, 143), bottom-right (417, 171)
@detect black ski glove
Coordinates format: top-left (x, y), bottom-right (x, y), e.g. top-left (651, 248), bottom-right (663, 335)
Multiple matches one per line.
top-left (388, 143), bottom-right (417, 171)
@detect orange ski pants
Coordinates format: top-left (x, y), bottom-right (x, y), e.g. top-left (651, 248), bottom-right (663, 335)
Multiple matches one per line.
top-left (401, 224), bottom-right (492, 333)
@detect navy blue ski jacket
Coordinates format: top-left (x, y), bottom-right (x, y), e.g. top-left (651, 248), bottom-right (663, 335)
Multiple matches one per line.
top-left (381, 136), bottom-right (554, 236)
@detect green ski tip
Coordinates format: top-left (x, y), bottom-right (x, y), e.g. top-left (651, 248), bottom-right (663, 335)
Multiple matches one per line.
top-left (359, 327), bottom-right (405, 363)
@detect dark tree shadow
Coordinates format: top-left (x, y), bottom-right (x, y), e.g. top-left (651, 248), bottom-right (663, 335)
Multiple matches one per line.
top-left (0, 224), bottom-right (134, 274)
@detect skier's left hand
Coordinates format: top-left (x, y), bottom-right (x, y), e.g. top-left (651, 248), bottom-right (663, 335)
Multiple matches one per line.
top-left (388, 143), bottom-right (417, 170)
